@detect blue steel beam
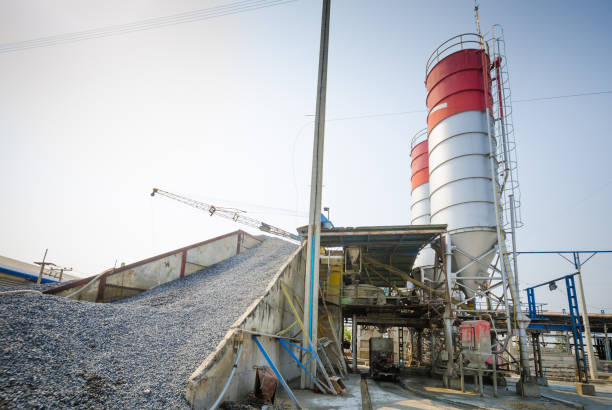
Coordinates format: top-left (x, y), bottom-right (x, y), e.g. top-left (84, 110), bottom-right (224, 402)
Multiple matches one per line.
top-left (252, 336), bottom-right (303, 409)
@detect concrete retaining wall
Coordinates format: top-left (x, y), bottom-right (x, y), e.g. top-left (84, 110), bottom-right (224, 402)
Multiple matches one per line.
top-left (47, 230), bottom-right (260, 302)
top-left (186, 243), bottom-right (307, 409)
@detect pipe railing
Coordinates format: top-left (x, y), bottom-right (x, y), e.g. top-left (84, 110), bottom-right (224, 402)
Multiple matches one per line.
top-left (425, 33), bottom-right (483, 78)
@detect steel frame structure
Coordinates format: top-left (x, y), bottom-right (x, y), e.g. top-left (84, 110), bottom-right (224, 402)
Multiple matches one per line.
top-left (525, 272), bottom-right (588, 382)
top-left (519, 250), bottom-right (612, 382)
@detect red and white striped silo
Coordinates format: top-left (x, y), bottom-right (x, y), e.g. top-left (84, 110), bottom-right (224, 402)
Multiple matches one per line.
top-left (425, 34), bottom-right (497, 300)
top-left (410, 129), bottom-right (436, 277)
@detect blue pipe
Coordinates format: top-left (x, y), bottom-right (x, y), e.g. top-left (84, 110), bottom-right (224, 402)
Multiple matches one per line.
top-left (253, 336), bottom-right (302, 409)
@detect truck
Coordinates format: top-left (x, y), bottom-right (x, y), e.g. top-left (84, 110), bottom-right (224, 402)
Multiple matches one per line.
top-left (369, 337), bottom-right (400, 381)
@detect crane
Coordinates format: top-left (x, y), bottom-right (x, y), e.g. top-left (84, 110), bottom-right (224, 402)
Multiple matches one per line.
top-left (150, 188), bottom-right (302, 243)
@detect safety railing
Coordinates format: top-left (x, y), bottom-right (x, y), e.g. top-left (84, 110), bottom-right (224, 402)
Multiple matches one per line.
top-left (425, 33), bottom-right (484, 78)
top-left (410, 128), bottom-right (427, 150)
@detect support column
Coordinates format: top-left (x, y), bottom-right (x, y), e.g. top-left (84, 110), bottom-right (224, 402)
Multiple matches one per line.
top-left (301, 0), bottom-right (331, 389)
top-left (509, 194), bottom-right (539, 397)
top-left (576, 269), bottom-right (597, 382)
top-left (416, 330), bottom-right (423, 365)
top-left (443, 234), bottom-right (457, 388)
top-left (604, 317), bottom-right (611, 361)
top-left (352, 315), bottom-right (358, 372)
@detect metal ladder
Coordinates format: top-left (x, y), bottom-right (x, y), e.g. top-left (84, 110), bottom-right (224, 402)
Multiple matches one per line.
top-left (565, 275), bottom-right (589, 382)
top-left (531, 333), bottom-right (544, 380)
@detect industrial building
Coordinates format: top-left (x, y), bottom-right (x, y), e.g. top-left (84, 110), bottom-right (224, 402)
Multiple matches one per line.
top-left (0, 254), bottom-right (79, 289)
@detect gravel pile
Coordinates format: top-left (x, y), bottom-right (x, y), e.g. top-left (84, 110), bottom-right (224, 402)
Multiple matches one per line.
top-left (0, 237), bottom-right (297, 409)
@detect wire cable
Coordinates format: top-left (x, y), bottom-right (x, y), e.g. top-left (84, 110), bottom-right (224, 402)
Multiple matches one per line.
top-left (0, 0), bottom-right (298, 54)
top-left (302, 90), bottom-right (612, 122)
top-left (512, 90), bottom-right (612, 103)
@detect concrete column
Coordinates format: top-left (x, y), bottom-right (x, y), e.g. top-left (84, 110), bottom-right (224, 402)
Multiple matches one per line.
top-left (352, 315), bottom-right (358, 372)
top-left (576, 272), bottom-right (598, 381)
top-left (301, 0), bottom-right (331, 389)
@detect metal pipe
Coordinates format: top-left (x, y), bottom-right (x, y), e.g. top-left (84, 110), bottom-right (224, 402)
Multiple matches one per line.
top-left (209, 343), bottom-right (243, 410)
top-left (492, 353), bottom-right (498, 397)
top-left (510, 194), bottom-right (532, 382)
top-left (459, 352), bottom-right (465, 392)
top-left (443, 234), bottom-right (455, 383)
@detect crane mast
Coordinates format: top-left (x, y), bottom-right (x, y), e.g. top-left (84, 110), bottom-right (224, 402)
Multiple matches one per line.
top-left (150, 188), bottom-right (301, 243)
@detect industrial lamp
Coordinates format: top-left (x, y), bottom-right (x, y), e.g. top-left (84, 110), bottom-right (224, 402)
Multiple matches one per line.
top-left (548, 281), bottom-right (557, 291)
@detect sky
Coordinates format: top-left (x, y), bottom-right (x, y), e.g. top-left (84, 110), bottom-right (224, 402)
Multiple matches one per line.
top-left (1, 0), bottom-right (611, 312)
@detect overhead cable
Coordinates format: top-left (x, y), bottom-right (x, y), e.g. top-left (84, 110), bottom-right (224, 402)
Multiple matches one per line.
top-left (0, 0), bottom-right (298, 54)
top-left (312, 90), bottom-right (612, 122)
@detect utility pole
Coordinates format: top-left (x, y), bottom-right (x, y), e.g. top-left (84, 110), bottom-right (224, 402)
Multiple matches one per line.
top-left (50, 266), bottom-right (73, 282)
top-left (302, 0), bottom-right (331, 389)
top-left (35, 249), bottom-right (53, 284)
top-left (574, 254), bottom-right (597, 381)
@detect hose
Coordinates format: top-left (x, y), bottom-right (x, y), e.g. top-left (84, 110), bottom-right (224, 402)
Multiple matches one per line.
top-left (209, 343), bottom-right (243, 410)
top-left (0, 289), bottom-right (43, 297)
top-left (62, 268), bottom-right (114, 299)
top-left (482, 312), bottom-right (510, 355)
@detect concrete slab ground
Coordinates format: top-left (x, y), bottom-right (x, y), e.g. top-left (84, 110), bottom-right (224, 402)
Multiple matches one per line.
top-left (277, 373), bottom-right (463, 409)
top-left (367, 378), bottom-right (462, 409)
top-left (276, 374), bottom-right (363, 409)
top-left (538, 379), bottom-right (612, 410)
top-left (276, 373), bottom-right (612, 409)
top-left (401, 375), bottom-right (612, 410)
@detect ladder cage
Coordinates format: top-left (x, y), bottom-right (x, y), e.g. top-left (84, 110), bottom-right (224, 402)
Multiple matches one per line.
top-left (485, 26), bottom-right (524, 231)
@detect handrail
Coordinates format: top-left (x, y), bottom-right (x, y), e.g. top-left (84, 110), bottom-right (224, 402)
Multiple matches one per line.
top-left (411, 128), bottom-right (428, 150)
top-left (425, 33), bottom-right (483, 78)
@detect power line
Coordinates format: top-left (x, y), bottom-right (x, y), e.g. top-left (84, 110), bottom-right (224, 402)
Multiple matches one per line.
top-left (306, 109), bottom-right (427, 122)
top-left (0, 0), bottom-right (298, 54)
top-left (305, 90), bottom-right (612, 122)
top-left (512, 90), bottom-right (612, 103)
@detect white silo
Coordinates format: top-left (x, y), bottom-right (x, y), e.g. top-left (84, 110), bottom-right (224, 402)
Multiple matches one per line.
top-left (410, 129), bottom-right (436, 284)
top-left (425, 35), bottom-right (497, 300)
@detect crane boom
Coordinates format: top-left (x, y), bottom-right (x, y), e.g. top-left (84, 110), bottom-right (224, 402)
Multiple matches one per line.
top-left (150, 188), bottom-right (301, 243)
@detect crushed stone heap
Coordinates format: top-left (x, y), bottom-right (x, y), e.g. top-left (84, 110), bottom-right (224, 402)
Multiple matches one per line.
top-left (0, 237), bottom-right (297, 409)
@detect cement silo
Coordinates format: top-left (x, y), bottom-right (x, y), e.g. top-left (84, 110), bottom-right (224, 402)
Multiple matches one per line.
top-left (425, 35), bottom-right (497, 300)
top-left (410, 129), bottom-right (435, 281)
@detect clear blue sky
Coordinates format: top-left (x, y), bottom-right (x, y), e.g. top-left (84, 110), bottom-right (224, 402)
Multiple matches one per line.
top-left (1, 0), bottom-right (611, 312)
